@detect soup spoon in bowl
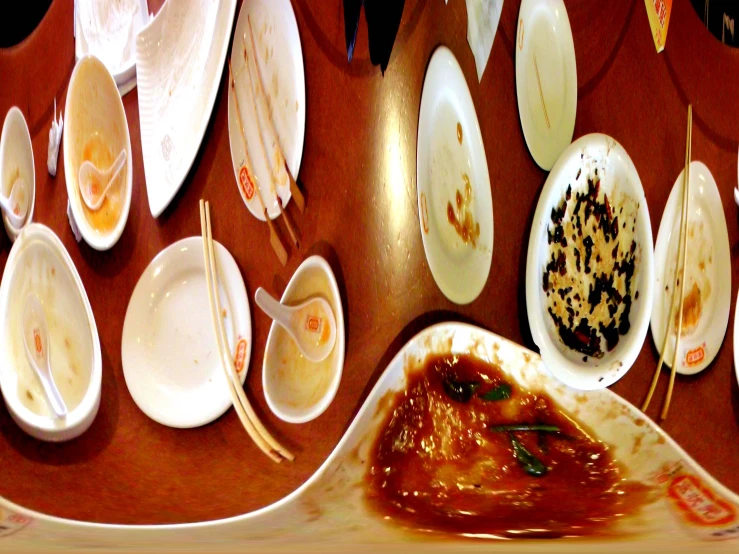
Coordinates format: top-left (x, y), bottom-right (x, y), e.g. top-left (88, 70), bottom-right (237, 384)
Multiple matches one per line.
top-left (79, 149), bottom-right (126, 211)
top-left (0, 177), bottom-right (28, 229)
top-left (22, 293), bottom-right (67, 418)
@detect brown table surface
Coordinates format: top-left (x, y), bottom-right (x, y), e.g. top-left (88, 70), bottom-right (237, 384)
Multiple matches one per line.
top-left (0, 0), bottom-right (738, 526)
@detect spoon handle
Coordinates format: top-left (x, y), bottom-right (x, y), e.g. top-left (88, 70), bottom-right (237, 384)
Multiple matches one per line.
top-left (109, 149), bottom-right (127, 183)
top-left (255, 288), bottom-right (292, 330)
top-left (41, 373), bottom-right (68, 418)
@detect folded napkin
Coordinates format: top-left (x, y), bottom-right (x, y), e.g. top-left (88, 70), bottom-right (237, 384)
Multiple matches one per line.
top-left (47, 98), bottom-right (63, 177)
top-left (465, 0), bottom-right (504, 81)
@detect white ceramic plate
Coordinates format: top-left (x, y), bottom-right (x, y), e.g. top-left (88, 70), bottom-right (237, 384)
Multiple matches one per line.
top-left (734, 291), bottom-right (739, 387)
top-left (121, 237), bottom-right (251, 428)
top-left (416, 46), bottom-right (494, 305)
top-left (516, 0), bottom-right (577, 171)
top-left (136, 0), bottom-right (237, 218)
top-left (75, 0), bottom-right (149, 96)
top-left (227, 0), bottom-right (305, 221)
top-left (526, 134), bottom-right (654, 390)
top-left (651, 162), bottom-right (730, 375)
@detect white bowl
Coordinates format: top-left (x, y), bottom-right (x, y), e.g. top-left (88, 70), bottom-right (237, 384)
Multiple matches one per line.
top-left (263, 256), bottom-right (345, 423)
top-left (0, 107), bottom-right (35, 242)
top-left (0, 224), bottom-right (102, 441)
top-left (525, 134), bottom-right (654, 390)
top-left (64, 55), bottom-right (133, 251)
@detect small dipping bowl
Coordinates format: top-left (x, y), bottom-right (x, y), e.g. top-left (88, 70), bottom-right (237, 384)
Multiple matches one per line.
top-left (0, 107), bottom-right (35, 242)
top-left (64, 55), bottom-right (132, 251)
top-left (0, 224), bottom-right (102, 441)
top-left (263, 256), bottom-right (345, 423)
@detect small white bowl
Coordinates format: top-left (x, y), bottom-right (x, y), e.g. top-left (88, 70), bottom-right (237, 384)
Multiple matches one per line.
top-left (64, 55), bottom-right (133, 251)
top-left (263, 256), bottom-right (345, 423)
top-left (0, 224), bottom-right (102, 441)
top-left (0, 107), bottom-right (36, 242)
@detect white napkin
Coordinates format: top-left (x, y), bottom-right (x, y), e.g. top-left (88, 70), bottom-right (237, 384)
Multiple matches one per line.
top-left (67, 200), bottom-right (82, 243)
top-left (465, 0), bottom-right (504, 81)
top-left (47, 98), bottom-right (63, 177)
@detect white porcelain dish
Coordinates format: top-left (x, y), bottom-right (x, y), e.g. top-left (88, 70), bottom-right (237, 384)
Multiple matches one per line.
top-left (416, 46), bottom-right (494, 305)
top-left (651, 162), bottom-right (730, 375)
top-left (75, 0), bottom-right (149, 96)
top-left (227, 0), bottom-right (305, 221)
top-left (516, 0), bottom-right (577, 170)
top-left (64, 55), bottom-right (133, 251)
top-left (0, 224), bottom-right (101, 442)
top-left (136, 0), bottom-right (238, 218)
top-left (734, 290), bottom-right (739, 387)
top-left (0, 107), bottom-right (35, 242)
top-left (526, 134), bottom-right (654, 390)
top-left (121, 237), bottom-right (251, 429)
top-left (262, 255), bottom-right (345, 423)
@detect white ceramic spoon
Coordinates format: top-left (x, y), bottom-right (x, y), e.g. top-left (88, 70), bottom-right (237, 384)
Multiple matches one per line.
top-left (22, 294), bottom-right (67, 418)
top-left (78, 149), bottom-right (126, 211)
top-left (255, 287), bottom-right (337, 362)
top-left (0, 177), bottom-right (28, 228)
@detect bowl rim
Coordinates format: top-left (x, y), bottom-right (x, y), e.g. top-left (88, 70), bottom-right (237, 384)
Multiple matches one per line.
top-left (63, 55), bottom-right (133, 251)
top-left (0, 106), bottom-right (36, 240)
top-left (0, 224), bottom-right (102, 434)
top-left (262, 255), bottom-right (346, 423)
top-left (525, 133), bottom-right (655, 390)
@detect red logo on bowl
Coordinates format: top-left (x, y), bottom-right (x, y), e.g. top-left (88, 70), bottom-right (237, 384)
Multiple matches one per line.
top-left (684, 344), bottom-right (706, 367)
top-left (305, 316), bottom-right (322, 334)
top-left (239, 166), bottom-right (255, 200)
top-left (421, 193), bottom-right (429, 234)
top-left (234, 338), bottom-right (248, 374)
top-left (33, 329), bottom-right (42, 356)
top-left (668, 475), bottom-right (736, 527)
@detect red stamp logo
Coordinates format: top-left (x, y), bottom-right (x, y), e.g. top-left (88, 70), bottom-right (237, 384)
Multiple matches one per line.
top-left (684, 344), bottom-right (706, 367)
top-left (33, 329), bottom-right (42, 356)
top-left (305, 316), bottom-right (322, 333)
top-left (239, 166), bottom-right (255, 200)
top-left (234, 338), bottom-right (248, 374)
top-left (421, 193), bottom-right (429, 234)
top-left (668, 475), bottom-right (736, 527)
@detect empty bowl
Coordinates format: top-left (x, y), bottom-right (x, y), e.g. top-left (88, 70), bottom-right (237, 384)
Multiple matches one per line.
top-left (0, 107), bottom-right (35, 242)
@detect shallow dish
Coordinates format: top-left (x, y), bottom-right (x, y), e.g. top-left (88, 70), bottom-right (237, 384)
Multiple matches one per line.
top-left (121, 237), bottom-right (251, 429)
top-left (526, 134), bottom-right (654, 390)
top-left (416, 46), bottom-right (494, 305)
top-left (651, 162), bottom-right (730, 375)
top-left (0, 107), bottom-right (35, 242)
top-left (263, 256), bottom-right (344, 423)
top-left (64, 55), bottom-right (133, 251)
top-left (227, 0), bottom-right (305, 221)
top-left (136, 0), bottom-right (237, 217)
top-left (516, 0), bottom-right (577, 170)
top-left (0, 224), bottom-right (101, 441)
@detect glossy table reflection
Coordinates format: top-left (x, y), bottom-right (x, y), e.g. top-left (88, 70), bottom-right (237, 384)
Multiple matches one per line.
top-left (0, 0), bottom-right (738, 525)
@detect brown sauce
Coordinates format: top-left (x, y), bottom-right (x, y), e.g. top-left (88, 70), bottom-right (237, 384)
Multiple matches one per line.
top-left (366, 354), bottom-right (653, 538)
top-left (456, 121), bottom-right (463, 145)
top-left (675, 282), bottom-right (702, 335)
top-left (446, 174), bottom-right (480, 247)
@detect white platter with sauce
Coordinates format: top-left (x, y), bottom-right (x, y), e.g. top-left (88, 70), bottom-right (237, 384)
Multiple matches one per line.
top-left (0, 224), bottom-right (101, 441)
top-left (651, 162), bottom-right (730, 375)
top-left (262, 256), bottom-right (344, 423)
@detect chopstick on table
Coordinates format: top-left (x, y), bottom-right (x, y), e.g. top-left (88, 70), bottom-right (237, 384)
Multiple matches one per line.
top-left (246, 16), bottom-right (305, 214)
top-left (229, 60), bottom-right (288, 267)
top-left (199, 199), bottom-right (294, 463)
top-left (642, 104), bottom-right (692, 420)
top-left (241, 36), bottom-right (300, 249)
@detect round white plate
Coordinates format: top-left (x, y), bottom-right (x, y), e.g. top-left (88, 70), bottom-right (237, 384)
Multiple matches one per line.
top-left (526, 134), bottom-right (654, 390)
top-left (121, 237), bottom-right (251, 428)
top-left (416, 46), bottom-right (494, 305)
top-left (734, 290), bottom-right (739, 387)
top-left (516, 0), bottom-right (577, 171)
top-left (227, 0), bottom-right (305, 221)
top-left (651, 162), bottom-right (730, 375)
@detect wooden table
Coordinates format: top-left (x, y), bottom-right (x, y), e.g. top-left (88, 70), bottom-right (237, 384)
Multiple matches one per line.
top-left (0, 0), bottom-right (738, 526)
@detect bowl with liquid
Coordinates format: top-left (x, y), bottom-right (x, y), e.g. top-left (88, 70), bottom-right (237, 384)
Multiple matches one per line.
top-left (0, 224), bottom-right (102, 441)
top-left (262, 256), bottom-right (345, 423)
top-left (0, 106), bottom-right (35, 242)
top-left (64, 55), bottom-right (132, 251)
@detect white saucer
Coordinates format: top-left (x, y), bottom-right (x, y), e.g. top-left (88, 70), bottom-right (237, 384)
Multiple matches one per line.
top-left (227, 0), bottom-right (306, 221)
top-left (416, 46), bottom-right (494, 305)
top-left (516, 0), bottom-right (577, 171)
top-left (651, 162), bottom-right (730, 375)
top-left (121, 237), bottom-right (251, 428)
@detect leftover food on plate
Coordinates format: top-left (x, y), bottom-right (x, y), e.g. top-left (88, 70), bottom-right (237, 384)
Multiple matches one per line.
top-left (79, 133), bottom-right (126, 233)
top-left (446, 173), bottom-right (480, 247)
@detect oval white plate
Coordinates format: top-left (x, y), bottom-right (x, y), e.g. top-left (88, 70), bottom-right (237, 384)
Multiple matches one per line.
top-left (651, 162), bottom-right (730, 375)
top-left (227, 0), bottom-right (305, 221)
top-left (516, 0), bottom-right (577, 171)
top-left (416, 46), bottom-right (494, 305)
top-left (121, 237), bottom-right (251, 428)
top-left (526, 134), bottom-right (654, 390)
top-left (136, 0), bottom-right (237, 218)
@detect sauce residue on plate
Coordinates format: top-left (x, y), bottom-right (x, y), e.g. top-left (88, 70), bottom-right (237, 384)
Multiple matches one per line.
top-left (366, 354), bottom-right (653, 538)
top-left (79, 133), bottom-right (125, 234)
top-left (446, 173), bottom-right (480, 247)
top-left (456, 121), bottom-right (463, 145)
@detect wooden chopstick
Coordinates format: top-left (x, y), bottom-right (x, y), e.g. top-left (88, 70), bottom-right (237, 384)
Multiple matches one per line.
top-left (642, 105), bottom-right (692, 417)
top-left (200, 200), bottom-right (294, 462)
top-left (241, 36), bottom-right (300, 249)
top-left (247, 16), bottom-right (305, 214)
top-left (229, 60), bottom-right (288, 267)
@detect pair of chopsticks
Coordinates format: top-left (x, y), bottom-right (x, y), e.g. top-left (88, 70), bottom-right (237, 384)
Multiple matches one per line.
top-left (642, 104), bottom-right (692, 421)
top-left (228, 16), bottom-right (305, 267)
top-left (199, 199), bottom-right (294, 463)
